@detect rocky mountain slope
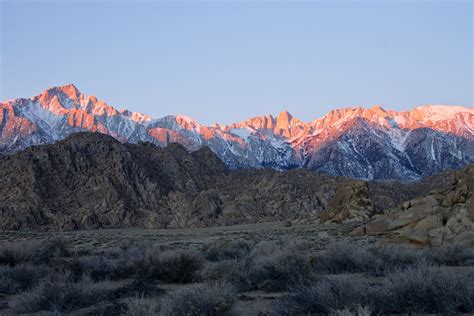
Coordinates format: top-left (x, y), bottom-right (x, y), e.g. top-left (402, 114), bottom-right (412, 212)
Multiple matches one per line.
top-left (0, 132), bottom-right (462, 231)
top-left (1, 84), bottom-right (472, 180)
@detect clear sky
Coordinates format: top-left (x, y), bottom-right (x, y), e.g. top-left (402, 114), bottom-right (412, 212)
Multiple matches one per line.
top-left (1, 1), bottom-right (472, 125)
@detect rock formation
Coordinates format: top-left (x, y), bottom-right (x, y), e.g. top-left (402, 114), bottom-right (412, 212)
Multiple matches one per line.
top-left (352, 165), bottom-right (474, 245)
top-left (320, 180), bottom-right (375, 223)
top-left (0, 132), bottom-right (460, 231)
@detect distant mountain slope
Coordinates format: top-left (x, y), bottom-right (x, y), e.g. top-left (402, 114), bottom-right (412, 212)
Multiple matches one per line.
top-left (1, 84), bottom-right (472, 180)
top-left (0, 132), bottom-right (461, 231)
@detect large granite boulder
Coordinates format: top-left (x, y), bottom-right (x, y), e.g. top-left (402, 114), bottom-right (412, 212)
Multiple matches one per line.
top-left (320, 180), bottom-right (375, 223)
top-left (352, 165), bottom-right (474, 246)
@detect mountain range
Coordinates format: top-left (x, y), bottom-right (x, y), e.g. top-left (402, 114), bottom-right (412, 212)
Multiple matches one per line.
top-left (1, 84), bottom-right (473, 180)
top-left (0, 132), bottom-right (457, 231)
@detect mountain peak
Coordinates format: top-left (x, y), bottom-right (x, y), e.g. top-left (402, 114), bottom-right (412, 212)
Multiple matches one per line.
top-left (415, 104), bottom-right (474, 116)
top-left (277, 110), bottom-right (292, 118)
top-left (371, 105), bottom-right (386, 113)
top-left (59, 83), bottom-right (79, 92)
top-left (276, 110), bottom-right (293, 126)
top-left (43, 83), bottom-right (81, 102)
top-left (175, 114), bottom-right (201, 125)
top-left (120, 109), bottom-right (152, 123)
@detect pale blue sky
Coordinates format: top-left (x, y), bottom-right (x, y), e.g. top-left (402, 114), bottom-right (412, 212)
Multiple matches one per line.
top-left (1, 1), bottom-right (472, 125)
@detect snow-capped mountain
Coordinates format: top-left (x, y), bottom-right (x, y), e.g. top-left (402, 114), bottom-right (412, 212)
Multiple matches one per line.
top-left (1, 84), bottom-right (473, 180)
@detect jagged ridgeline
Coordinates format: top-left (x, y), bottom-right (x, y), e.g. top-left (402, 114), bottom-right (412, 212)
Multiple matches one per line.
top-left (0, 132), bottom-right (462, 231)
top-left (1, 84), bottom-right (473, 181)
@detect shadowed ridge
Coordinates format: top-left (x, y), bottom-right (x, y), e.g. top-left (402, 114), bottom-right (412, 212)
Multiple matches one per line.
top-left (191, 146), bottom-right (227, 173)
top-left (61, 131), bottom-right (119, 144)
top-left (0, 131), bottom-right (467, 231)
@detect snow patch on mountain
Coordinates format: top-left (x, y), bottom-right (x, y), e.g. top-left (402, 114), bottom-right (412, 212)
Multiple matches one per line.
top-left (230, 128), bottom-right (253, 140)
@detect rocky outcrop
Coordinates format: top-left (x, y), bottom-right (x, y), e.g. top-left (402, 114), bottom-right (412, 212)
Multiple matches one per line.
top-left (320, 181), bottom-right (375, 223)
top-left (0, 132), bottom-right (469, 231)
top-left (352, 165), bottom-right (474, 245)
top-left (0, 133), bottom-right (338, 230)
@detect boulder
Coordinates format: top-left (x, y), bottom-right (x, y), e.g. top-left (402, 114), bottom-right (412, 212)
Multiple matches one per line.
top-left (320, 180), bottom-right (375, 223)
top-left (352, 165), bottom-right (474, 246)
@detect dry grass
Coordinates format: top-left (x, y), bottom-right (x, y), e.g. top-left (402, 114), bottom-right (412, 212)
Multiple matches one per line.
top-left (0, 233), bottom-right (473, 314)
top-left (0, 263), bottom-right (51, 294)
top-left (273, 275), bottom-right (369, 314)
top-left (124, 295), bottom-right (161, 316)
top-left (140, 249), bottom-right (203, 284)
top-left (385, 266), bottom-right (474, 313)
top-left (10, 273), bottom-right (117, 313)
top-left (160, 283), bottom-right (236, 316)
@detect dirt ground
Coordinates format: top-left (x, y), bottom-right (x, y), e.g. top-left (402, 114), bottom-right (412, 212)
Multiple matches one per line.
top-left (0, 221), bottom-right (371, 251)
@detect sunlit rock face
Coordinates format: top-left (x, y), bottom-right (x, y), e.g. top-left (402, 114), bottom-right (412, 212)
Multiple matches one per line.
top-left (1, 84), bottom-right (473, 180)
